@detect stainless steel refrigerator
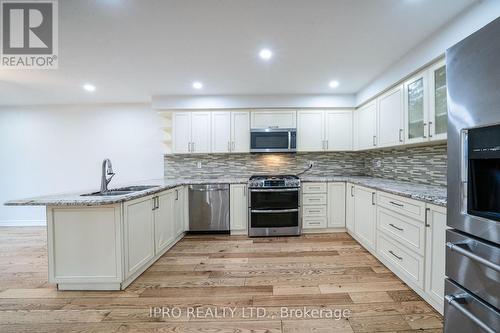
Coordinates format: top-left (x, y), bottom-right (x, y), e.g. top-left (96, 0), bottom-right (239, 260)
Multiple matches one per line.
top-left (445, 16), bottom-right (500, 333)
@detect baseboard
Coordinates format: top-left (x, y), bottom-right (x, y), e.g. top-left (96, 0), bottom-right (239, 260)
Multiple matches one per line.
top-left (302, 227), bottom-right (347, 234)
top-left (0, 219), bottom-right (46, 227)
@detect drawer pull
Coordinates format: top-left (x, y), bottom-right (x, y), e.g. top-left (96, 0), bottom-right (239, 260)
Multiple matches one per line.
top-left (308, 198), bottom-right (321, 201)
top-left (389, 201), bottom-right (404, 207)
top-left (308, 210), bottom-right (321, 213)
top-left (308, 222), bottom-right (321, 225)
top-left (389, 223), bottom-right (404, 231)
top-left (389, 250), bottom-right (403, 260)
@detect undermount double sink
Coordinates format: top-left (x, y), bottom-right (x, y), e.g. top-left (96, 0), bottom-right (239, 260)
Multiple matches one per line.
top-left (81, 185), bottom-right (159, 197)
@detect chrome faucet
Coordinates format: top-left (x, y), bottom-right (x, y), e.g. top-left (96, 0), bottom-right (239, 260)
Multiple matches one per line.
top-left (100, 158), bottom-right (115, 193)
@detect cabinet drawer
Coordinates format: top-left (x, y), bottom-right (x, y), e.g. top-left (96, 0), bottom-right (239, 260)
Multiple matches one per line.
top-left (303, 205), bottom-right (326, 217)
top-left (377, 233), bottom-right (425, 289)
top-left (377, 192), bottom-right (426, 222)
top-left (302, 193), bottom-right (327, 205)
top-left (377, 207), bottom-right (425, 255)
top-left (302, 183), bottom-right (327, 194)
top-left (303, 217), bottom-right (327, 229)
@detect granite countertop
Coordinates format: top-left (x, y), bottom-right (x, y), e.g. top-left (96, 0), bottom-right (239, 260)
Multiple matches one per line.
top-left (300, 176), bottom-right (447, 207)
top-left (5, 176), bottom-right (446, 207)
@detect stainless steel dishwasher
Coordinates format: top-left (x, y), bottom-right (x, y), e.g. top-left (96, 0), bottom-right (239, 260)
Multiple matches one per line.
top-left (188, 184), bottom-right (230, 232)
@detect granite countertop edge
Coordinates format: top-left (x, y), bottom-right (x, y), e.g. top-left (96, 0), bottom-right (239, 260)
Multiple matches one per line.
top-left (5, 176), bottom-right (447, 207)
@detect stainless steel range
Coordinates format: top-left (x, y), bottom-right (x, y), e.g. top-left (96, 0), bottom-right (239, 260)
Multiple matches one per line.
top-left (248, 175), bottom-right (301, 237)
top-left (445, 17), bottom-right (500, 333)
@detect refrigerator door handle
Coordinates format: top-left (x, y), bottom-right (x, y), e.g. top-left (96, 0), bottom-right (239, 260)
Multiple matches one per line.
top-left (445, 294), bottom-right (496, 333)
top-left (446, 242), bottom-right (500, 272)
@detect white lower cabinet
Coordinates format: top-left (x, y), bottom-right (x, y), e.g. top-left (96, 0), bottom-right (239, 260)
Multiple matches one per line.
top-left (153, 189), bottom-right (175, 255)
top-left (124, 196), bottom-right (156, 279)
top-left (424, 204), bottom-right (447, 313)
top-left (345, 183), bottom-right (355, 232)
top-left (230, 184), bottom-right (248, 234)
top-left (353, 185), bottom-right (377, 252)
top-left (48, 187), bottom-right (187, 291)
top-left (327, 183), bottom-right (345, 228)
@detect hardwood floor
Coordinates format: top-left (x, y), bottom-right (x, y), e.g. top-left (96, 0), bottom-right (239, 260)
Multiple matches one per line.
top-left (0, 227), bottom-right (443, 332)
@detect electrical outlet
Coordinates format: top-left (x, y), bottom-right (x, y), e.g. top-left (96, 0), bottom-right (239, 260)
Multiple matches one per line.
top-left (197, 161), bottom-right (202, 169)
top-left (373, 159), bottom-right (381, 168)
top-left (308, 161), bottom-right (315, 168)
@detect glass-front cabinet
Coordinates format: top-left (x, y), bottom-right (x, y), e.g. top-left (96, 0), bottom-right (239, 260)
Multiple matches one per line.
top-left (404, 71), bottom-right (429, 144)
top-left (428, 60), bottom-right (448, 140)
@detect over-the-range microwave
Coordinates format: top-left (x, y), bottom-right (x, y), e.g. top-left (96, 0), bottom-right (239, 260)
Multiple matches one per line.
top-left (250, 128), bottom-right (297, 153)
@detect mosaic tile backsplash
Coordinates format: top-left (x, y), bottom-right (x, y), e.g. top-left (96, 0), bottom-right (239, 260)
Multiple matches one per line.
top-left (164, 144), bottom-right (447, 186)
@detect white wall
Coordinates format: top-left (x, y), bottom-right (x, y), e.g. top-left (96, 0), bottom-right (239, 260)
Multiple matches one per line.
top-left (152, 94), bottom-right (356, 110)
top-left (356, 0), bottom-right (500, 106)
top-left (0, 104), bottom-right (164, 226)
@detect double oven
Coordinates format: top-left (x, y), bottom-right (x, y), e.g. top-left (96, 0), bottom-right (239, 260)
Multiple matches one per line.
top-left (247, 175), bottom-right (301, 237)
top-left (445, 17), bottom-right (500, 333)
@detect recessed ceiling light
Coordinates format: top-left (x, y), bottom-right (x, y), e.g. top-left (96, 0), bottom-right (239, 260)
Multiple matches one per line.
top-left (328, 80), bottom-right (339, 89)
top-left (83, 84), bottom-right (96, 92)
top-left (259, 49), bottom-right (273, 60)
top-left (192, 81), bottom-right (203, 89)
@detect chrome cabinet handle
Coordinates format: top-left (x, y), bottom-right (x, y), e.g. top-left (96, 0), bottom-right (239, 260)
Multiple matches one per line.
top-left (399, 129), bottom-right (403, 142)
top-left (308, 210), bottom-right (321, 213)
top-left (429, 121), bottom-right (433, 138)
top-left (243, 186), bottom-right (246, 197)
top-left (152, 197), bottom-right (156, 211)
top-left (175, 189), bottom-right (179, 200)
top-left (389, 201), bottom-right (404, 207)
top-left (425, 207), bottom-right (431, 227)
top-left (308, 222), bottom-right (321, 225)
top-left (351, 185), bottom-right (354, 197)
top-left (389, 223), bottom-right (403, 231)
top-left (446, 242), bottom-right (500, 272)
top-left (373, 135), bottom-right (377, 146)
top-left (371, 192), bottom-right (376, 205)
top-left (445, 295), bottom-right (496, 333)
top-left (389, 250), bottom-right (403, 260)
top-left (423, 123), bottom-right (427, 138)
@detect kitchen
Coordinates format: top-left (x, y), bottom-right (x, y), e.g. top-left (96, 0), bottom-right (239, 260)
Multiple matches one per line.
top-left (1, 1), bottom-right (499, 332)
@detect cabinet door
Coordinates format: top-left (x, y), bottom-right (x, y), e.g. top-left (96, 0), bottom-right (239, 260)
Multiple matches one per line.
top-left (346, 183), bottom-right (355, 232)
top-left (404, 72), bottom-right (429, 144)
top-left (428, 61), bottom-right (447, 141)
top-left (230, 184), bottom-right (248, 232)
top-left (354, 186), bottom-right (376, 251)
top-left (191, 112), bottom-right (211, 153)
top-left (172, 112), bottom-right (191, 154)
top-left (378, 85), bottom-right (404, 147)
top-left (174, 187), bottom-right (185, 237)
top-left (211, 112), bottom-right (231, 153)
top-left (231, 111), bottom-right (250, 153)
top-left (327, 182), bottom-right (346, 227)
top-left (154, 190), bottom-right (175, 255)
top-left (356, 101), bottom-right (377, 150)
top-left (425, 204), bottom-right (447, 314)
top-left (297, 110), bottom-right (325, 151)
top-left (250, 110), bottom-right (296, 129)
top-left (325, 110), bottom-right (353, 151)
top-left (124, 196), bottom-right (155, 278)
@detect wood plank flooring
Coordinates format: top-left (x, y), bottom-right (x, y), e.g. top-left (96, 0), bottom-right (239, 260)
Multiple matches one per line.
top-left (0, 227), bottom-right (443, 332)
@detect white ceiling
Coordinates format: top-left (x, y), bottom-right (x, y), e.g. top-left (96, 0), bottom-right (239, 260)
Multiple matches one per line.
top-left (0, 0), bottom-right (477, 106)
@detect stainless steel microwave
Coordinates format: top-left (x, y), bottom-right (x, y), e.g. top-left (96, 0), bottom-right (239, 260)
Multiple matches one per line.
top-left (250, 128), bottom-right (297, 153)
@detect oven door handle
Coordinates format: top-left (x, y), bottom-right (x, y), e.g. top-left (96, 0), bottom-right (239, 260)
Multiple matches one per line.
top-left (445, 294), bottom-right (496, 333)
top-left (446, 242), bottom-right (500, 272)
top-left (250, 188), bottom-right (299, 192)
top-left (251, 209), bottom-right (299, 213)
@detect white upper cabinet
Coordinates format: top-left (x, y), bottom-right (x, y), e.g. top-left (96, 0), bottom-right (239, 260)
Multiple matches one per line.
top-left (355, 101), bottom-right (378, 150)
top-left (325, 110), bottom-right (353, 151)
top-left (428, 60), bottom-right (448, 141)
top-left (211, 111), bottom-right (231, 153)
top-left (378, 85), bottom-right (404, 147)
top-left (251, 110), bottom-right (296, 129)
top-left (173, 112), bottom-right (211, 154)
top-left (172, 112), bottom-right (191, 154)
top-left (191, 112), bottom-right (211, 153)
top-left (404, 71), bottom-right (429, 144)
top-left (231, 111), bottom-right (250, 153)
top-left (297, 110), bottom-right (325, 151)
